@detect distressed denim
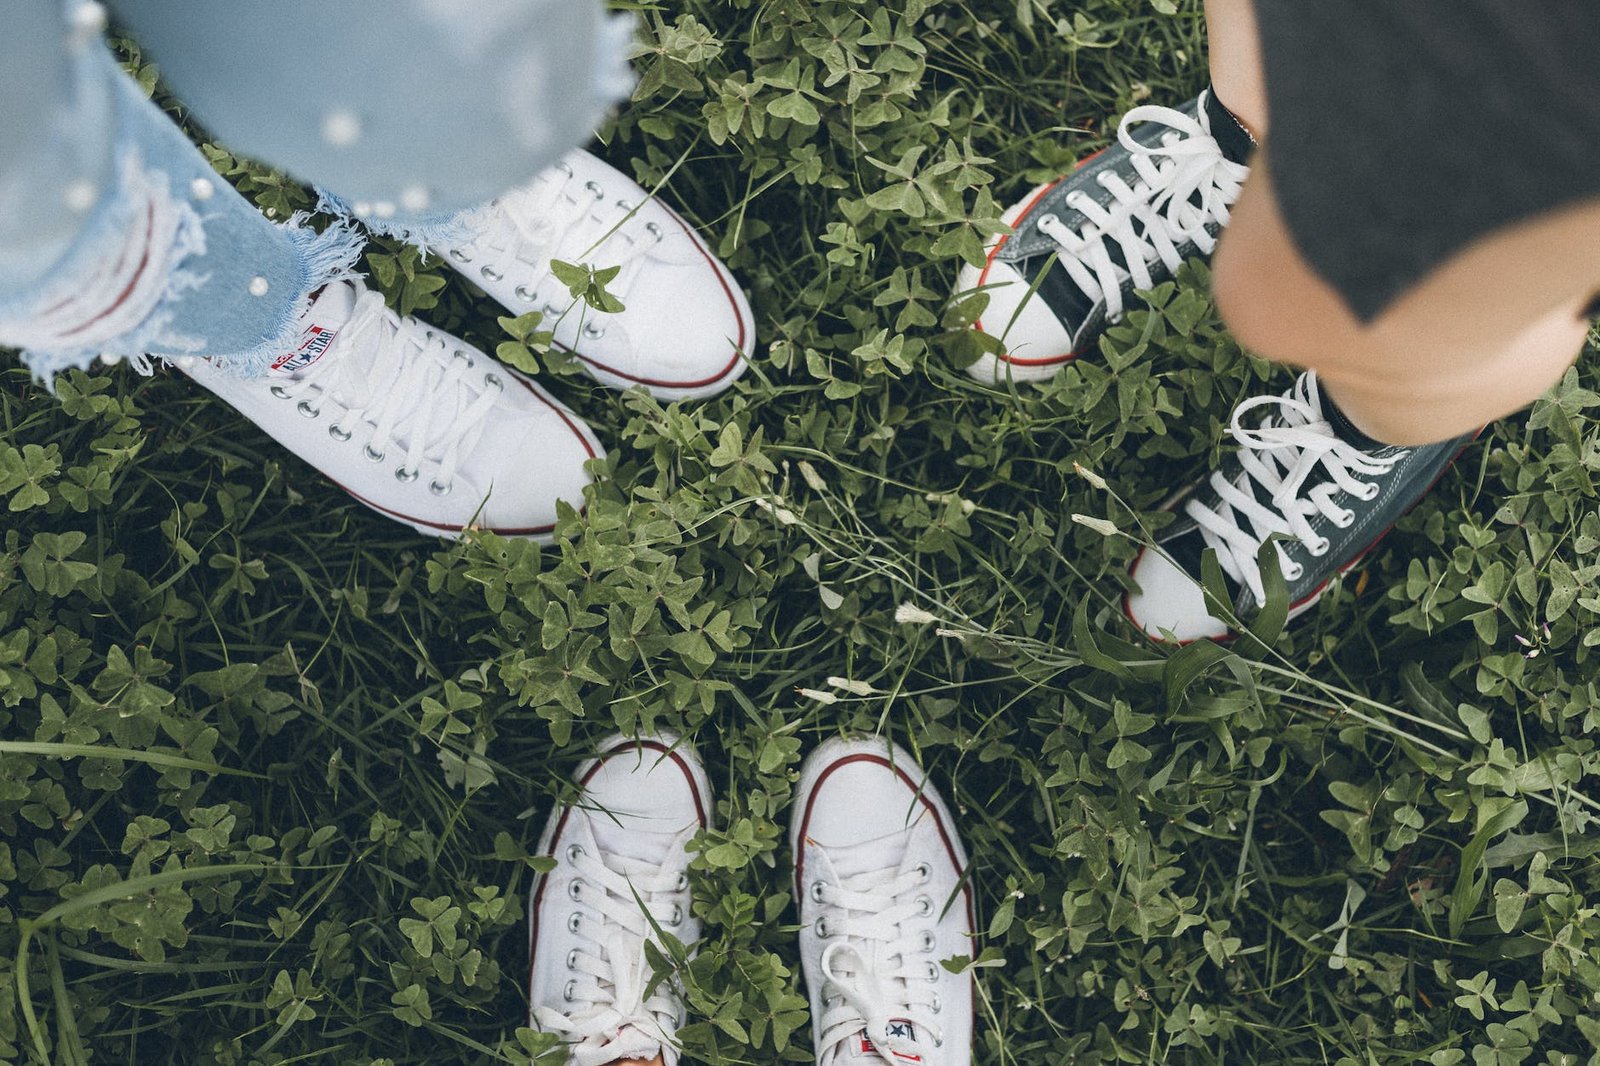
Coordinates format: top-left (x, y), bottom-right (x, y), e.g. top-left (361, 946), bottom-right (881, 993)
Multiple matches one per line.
top-left (0, 0), bottom-right (633, 380)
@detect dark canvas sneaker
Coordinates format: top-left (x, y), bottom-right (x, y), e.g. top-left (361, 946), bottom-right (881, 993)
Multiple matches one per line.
top-left (792, 737), bottom-right (975, 1066)
top-left (1126, 372), bottom-right (1474, 642)
top-left (528, 734), bottom-right (710, 1066)
top-left (958, 91), bottom-right (1250, 383)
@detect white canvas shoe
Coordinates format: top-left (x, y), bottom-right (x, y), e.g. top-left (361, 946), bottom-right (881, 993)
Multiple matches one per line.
top-left (439, 150), bottom-right (753, 402)
top-left (528, 734), bottom-right (711, 1066)
top-left (792, 738), bottom-right (975, 1066)
top-left (183, 280), bottom-right (602, 540)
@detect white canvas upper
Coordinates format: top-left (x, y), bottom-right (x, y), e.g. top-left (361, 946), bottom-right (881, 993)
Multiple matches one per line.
top-left (792, 738), bottom-right (975, 1066)
top-left (528, 734), bottom-right (710, 1066)
top-left (183, 280), bottom-right (602, 540)
top-left (440, 149), bottom-right (753, 401)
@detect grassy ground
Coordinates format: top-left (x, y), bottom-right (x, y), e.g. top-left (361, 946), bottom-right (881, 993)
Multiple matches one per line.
top-left (4, 1), bottom-right (1600, 1063)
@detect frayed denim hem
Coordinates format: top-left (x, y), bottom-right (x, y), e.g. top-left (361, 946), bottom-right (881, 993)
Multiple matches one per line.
top-left (316, 188), bottom-right (475, 260)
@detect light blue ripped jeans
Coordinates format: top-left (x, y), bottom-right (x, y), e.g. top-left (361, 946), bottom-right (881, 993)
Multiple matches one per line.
top-left (0, 0), bottom-right (634, 380)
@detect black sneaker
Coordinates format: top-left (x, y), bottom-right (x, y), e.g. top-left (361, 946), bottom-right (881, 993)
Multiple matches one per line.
top-left (1125, 373), bottom-right (1474, 642)
top-left (958, 91), bottom-right (1251, 383)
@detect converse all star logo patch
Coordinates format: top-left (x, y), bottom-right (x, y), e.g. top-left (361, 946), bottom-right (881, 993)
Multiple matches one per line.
top-left (857, 1023), bottom-right (922, 1062)
top-left (271, 325), bottom-right (338, 374)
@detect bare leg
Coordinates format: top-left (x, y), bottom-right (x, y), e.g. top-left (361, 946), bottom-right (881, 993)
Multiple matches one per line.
top-left (1203, 0), bottom-right (1269, 138)
top-left (1213, 157), bottom-right (1600, 445)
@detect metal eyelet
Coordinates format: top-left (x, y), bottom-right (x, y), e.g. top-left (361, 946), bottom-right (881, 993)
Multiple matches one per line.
top-left (920, 931), bottom-right (936, 952)
top-left (484, 372), bottom-right (504, 391)
top-left (813, 917), bottom-right (829, 938)
top-left (453, 349), bottom-right (475, 368)
top-left (566, 843), bottom-right (584, 862)
top-left (296, 401), bottom-right (320, 419)
top-left (480, 265), bottom-right (503, 283)
top-left (615, 198), bottom-right (636, 211)
top-left (674, 872), bottom-right (689, 892)
top-left (563, 979), bottom-right (576, 1002)
top-left (327, 424), bottom-right (352, 442)
top-left (448, 248), bottom-right (472, 264)
top-left (395, 467), bottom-right (419, 484)
top-left (582, 322), bottom-right (606, 340)
top-left (645, 221), bottom-right (664, 242)
top-left (363, 445), bottom-right (386, 463)
top-left (429, 480), bottom-right (452, 497)
top-left (667, 904), bottom-right (683, 928)
top-left (915, 896), bottom-right (933, 917)
top-left (270, 385), bottom-right (291, 400)
top-left (584, 180), bottom-right (604, 199)
top-left (566, 949), bottom-right (579, 971)
top-left (515, 285), bottom-right (538, 302)
top-left (567, 880), bottom-right (583, 901)
top-left (925, 962), bottom-right (939, 982)
top-left (914, 862), bottom-right (932, 883)
top-left (555, 160), bottom-right (574, 177)
top-left (934, 1035), bottom-right (945, 1048)
top-left (567, 913), bottom-right (582, 934)
top-left (809, 881), bottom-right (825, 903)
top-left (931, 994), bottom-right (942, 1014)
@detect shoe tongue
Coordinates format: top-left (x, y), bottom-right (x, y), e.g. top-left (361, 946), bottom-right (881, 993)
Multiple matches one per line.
top-left (270, 282), bottom-right (358, 377)
top-left (817, 827), bottom-right (913, 880)
top-left (587, 819), bottom-right (692, 866)
top-left (837, 1024), bottom-right (927, 1066)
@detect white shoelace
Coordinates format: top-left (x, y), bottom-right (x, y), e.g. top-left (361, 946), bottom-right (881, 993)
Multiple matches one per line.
top-left (1035, 98), bottom-right (1249, 321)
top-left (814, 863), bottom-right (943, 1066)
top-left (453, 159), bottom-right (665, 329)
top-left (276, 288), bottom-right (502, 493)
top-left (1185, 373), bottom-right (1405, 607)
top-left (535, 844), bottom-right (688, 1066)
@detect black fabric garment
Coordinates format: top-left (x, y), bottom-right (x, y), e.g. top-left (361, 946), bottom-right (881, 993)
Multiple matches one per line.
top-left (1251, 1), bottom-right (1600, 321)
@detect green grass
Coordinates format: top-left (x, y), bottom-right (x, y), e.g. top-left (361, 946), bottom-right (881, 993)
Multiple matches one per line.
top-left (5, 1), bottom-right (1600, 1063)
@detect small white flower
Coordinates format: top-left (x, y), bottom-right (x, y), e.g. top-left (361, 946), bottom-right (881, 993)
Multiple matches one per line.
top-left (797, 460), bottom-right (827, 493)
top-left (752, 496), bottom-right (800, 525)
top-left (894, 603), bottom-right (938, 625)
top-left (826, 677), bottom-right (877, 696)
top-left (1072, 461), bottom-right (1108, 490)
top-left (1070, 512), bottom-right (1119, 536)
top-left (798, 688), bottom-right (839, 705)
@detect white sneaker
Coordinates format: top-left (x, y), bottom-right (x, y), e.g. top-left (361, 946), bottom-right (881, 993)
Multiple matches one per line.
top-left (529, 734), bottom-right (711, 1066)
top-left (439, 150), bottom-right (753, 401)
top-left (792, 738), bottom-right (975, 1066)
top-left (183, 280), bottom-right (603, 541)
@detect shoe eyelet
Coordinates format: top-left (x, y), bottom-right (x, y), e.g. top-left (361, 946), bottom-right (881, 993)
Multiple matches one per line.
top-left (429, 479), bottom-right (452, 496)
top-left (515, 285), bottom-right (538, 302)
top-left (296, 400), bottom-right (320, 419)
top-left (914, 862), bottom-right (931, 884)
top-left (568, 879), bottom-right (583, 901)
top-left (542, 303), bottom-right (562, 318)
top-left (814, 916), bottom-right (829, 938)
top-left (448, 248), bottom-right (472, 264)
top-left (674, 872), bottom-right (689, 893)
top-left (1310, 538), bottom-right (1330, 557)
top-left (1336, 511), bottom-right (1355, 529)
top-left (327, 424), bottom-right (352, 442)
top-left (582, 322), bottom-right (606, 340)
top-left (931, 994), bottom-right (942, 1014)
top-left (615, 198), bottom-right (636, 211)
top-left (566, 949), bottom-right (579, 971)
top-left (453, 348), bottom-right (475, 368)
top-left (555, 160), bottom-right (574, 177)
top-left (1285, 564), bottom-right (1304, 581)
top-left (363, 444), bottom-right (386, 463)
top-left (563, 979), bottom-right (576, 1002)
top-left (567, 913), bottom-right (582, 934)
top-left (920, 931), bottom-right (936, 952)
top-left (484, 372), bottom-right (504, 391)
top-left (1361, 483), bottom-right (1381, 501)
top-left (270, 385), bottom-right (291, 400)
top-left (645, 221), bottom-right (664, 242)
top-left (480, 265), bottom-right (503, 283)
top-left (395, 467), bottom-right (419, 484)
top-left (809, 881), bottom-right (825, 903)
top-left (667, 903), bottom-right (683, 928)
top-left (584, 180), bottom-right (604, 200)
top-left (934, 1035), bottom-right (944, 1048)
top-left (925, 962), bottom-right (939, 982)
top-left (566, 843), bottom-right (585, 862)
top-left (915, 895), bottom-right (933, 917)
